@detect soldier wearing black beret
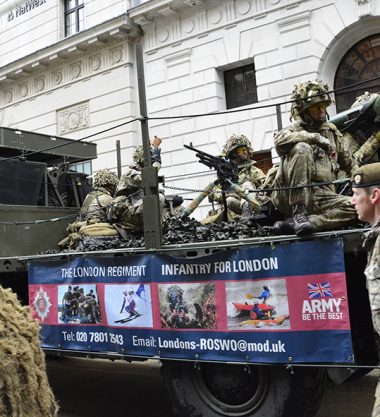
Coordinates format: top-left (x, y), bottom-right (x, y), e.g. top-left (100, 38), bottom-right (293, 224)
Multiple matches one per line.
top-left (351, 162), bottom-right (380, 417)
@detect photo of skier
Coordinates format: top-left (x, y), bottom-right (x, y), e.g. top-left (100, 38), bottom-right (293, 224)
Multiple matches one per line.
top-left (226, 279), bottom-right (290, 330)
top-left (104, 284), bottom-right (153, 327)
top-left (159, 283), bottom-right (216, 329)
top-left (117, 287), bottom-right (141, 322)
top-left (58, 284), bottom-right (102, 325)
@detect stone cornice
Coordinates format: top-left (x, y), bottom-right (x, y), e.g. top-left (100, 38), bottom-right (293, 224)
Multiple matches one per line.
top-left (0, 40), bottom-right (133, 108)
top-left (129, 0), bottom-right (304, 25)
top-left (0, 13), bottom-right (142, 84)
top-left (128, 0), bottom-right (305, 53)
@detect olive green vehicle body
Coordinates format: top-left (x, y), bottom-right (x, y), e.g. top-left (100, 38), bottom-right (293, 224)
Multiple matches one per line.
top-left (0, 127), bottom-right (96, 270)
top-left (0, 125), bottom-right (377, 417)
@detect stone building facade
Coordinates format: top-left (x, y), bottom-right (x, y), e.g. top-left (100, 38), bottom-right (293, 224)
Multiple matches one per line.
top-left (0, 0), bottom-right (379, 218)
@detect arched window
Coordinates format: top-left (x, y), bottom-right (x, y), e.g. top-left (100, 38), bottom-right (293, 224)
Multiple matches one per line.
top-left (334, 34), bottom-right (380, 112)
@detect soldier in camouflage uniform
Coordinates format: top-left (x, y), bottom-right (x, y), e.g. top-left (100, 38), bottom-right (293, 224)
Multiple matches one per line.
top-left (205, 134), bottom-right (266, 223)
top-left (351, 162), bottom-right (380, 417)
top-left (108, 138), bottom-right (164, 233)
top-left (58, 168), bottom-right (119, 248)
top-left (272, 79), bottom-right (358, 235)
top-left (343, 92), bottom-right (380, 166)
top-left (79, 168), bottom-right (118, 223)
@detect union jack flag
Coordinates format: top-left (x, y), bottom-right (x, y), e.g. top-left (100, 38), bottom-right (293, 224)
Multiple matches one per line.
top-left (307, 282), bottom-right (333, 299)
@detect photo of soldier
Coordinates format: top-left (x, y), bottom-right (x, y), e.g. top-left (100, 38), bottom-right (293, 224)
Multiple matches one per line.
top-left (58, 284), bottom-right (102, 324)
top-left (104, 284), bottom-right (153, 327)
top-left (159, 283), bottom-right (216, 329)
top-left (226, 279), bottom-right (290, 329)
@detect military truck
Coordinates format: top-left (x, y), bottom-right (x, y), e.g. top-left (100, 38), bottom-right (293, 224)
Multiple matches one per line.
top-left (24, 224), bottom-right (375, 417)
top-left (0, 126), bottom-right (377, 417)
top-left (0, 126), bottom-right (96, 301)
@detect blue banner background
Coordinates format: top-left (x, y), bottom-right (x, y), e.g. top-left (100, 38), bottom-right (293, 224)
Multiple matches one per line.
top-left (29, 238), bottom-right (354, 364)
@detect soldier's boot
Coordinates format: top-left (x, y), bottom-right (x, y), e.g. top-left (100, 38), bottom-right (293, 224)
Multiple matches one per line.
top-left (273, 218), bottom-right (295, 235)
top-left (292, 203), bottom-right (314, 236)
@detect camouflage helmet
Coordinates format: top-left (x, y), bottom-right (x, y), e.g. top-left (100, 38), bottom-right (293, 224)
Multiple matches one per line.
top-left (93, 168), bottom-right (118, 189)
top-left (290, 79), bottom-right (333, 121)
top-left (351, 91), bottom-right (378, 108)
top-left (133, 145), bottom-right (144, 166)
top-left (223, 134), bottom-right (253, 158)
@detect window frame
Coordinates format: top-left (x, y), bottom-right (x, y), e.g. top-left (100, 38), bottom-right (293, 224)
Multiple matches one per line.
top-left (334, 34), bottom-right (380, 112)
top-left (64, 0), bottom-right (84, 37)
top-left (224, 63), bottom-right (258, 110)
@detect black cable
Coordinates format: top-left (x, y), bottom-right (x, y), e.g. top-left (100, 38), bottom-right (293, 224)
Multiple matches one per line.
top-left (0, 175), bottom-right (352, 226)
top-left (1, 76), bottom-right (378, 164)
top-left (147, 75), bottom-right (380, 121)
top-left (0, 117), bottom-right (141, 164)
top-left (163, 177), bottom-right (351, 195)
top-left (0, 76), bottom-right (374, 225)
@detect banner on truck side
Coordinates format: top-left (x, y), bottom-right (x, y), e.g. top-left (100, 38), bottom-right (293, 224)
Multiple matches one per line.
top-left (28, 239), bottom-right (353, 364)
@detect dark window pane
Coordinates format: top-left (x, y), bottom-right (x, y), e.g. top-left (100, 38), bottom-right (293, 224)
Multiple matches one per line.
top-left (78, 8), bottom-right (84, 30)
top-left (224, 64), bottom-right (258, 109)
top-left (64, 0), bottom-right (84, 37)
top-left (245, 68), bottom-right (258, 103)
top-left (334, 34), bottom-right (380, 112)
top-left (66, 0), bottom-right (75, 11)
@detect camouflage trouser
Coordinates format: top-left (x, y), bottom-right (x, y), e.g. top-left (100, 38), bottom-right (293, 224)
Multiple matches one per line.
top-left (108, 195), bottom-right (144, 232)
top-left (307, 188), bottom-right (357, 231)
top-left (368, 278), bottom-right (380, 417)
top-left (109, 193), bottom-right (165, 232)
top-left (281, 142), bottom-right (314, 208)
top-left (373, 377), bottom-right (380, 417)
top-left (279, 142), bottom-right (357, 231)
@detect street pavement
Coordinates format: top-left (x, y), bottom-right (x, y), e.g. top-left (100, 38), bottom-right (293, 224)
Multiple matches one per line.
top-left (46, 357), bottom-right (377, 417)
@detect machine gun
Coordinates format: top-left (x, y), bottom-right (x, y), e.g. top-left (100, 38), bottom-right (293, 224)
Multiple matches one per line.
top-left (184, 143), bottom-right (238, 221)
top-left (184, 143), bottom-right (238, 188)
top-left (183, 143), bottom-right (262, 221)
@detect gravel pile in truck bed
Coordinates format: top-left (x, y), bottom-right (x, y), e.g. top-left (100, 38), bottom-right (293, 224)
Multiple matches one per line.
top-left (54, 216), bottom-right (270, 253)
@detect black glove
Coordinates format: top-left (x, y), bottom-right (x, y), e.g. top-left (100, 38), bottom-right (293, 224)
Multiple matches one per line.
top-left (172, 195), bottom-right (183, 207)
top-left (165, 195), bottom-right (183, 208)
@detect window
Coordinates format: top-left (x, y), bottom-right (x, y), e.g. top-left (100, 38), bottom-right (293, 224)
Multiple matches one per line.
top-left (334, 34), bottom-right (380, 112)
top-left (252, 150), bottom-right (273, 174)
top-left (65, 0), bottom-right (84, 37)
top-left (224, 64), bottom-right (258, 109)
top-left (70, 161), bottom-right (92, 176)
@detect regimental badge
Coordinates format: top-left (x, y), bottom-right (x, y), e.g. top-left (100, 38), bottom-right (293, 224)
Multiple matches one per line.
top-left (33, 287), bottom-right (52, 321)
top-left (354, 174), bottom-right (362, 185)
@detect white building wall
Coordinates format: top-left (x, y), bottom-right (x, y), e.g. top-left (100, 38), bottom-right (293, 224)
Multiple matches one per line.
top-left (85, 0), bottom-right (127, 28)
top-left (0, 0), bottom-right (378, 220)
top-left (0, 0), bottom-right (60, 67)
top-left (129, 0), bottom-right (380, 218)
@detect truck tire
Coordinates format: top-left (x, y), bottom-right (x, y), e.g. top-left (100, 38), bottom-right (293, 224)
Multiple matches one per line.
top-left (161, 361), bottom-right (326, 417)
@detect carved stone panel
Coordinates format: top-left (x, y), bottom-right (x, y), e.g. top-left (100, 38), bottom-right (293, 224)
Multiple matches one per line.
top-left (57, 102), bottom-right (90, 135)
